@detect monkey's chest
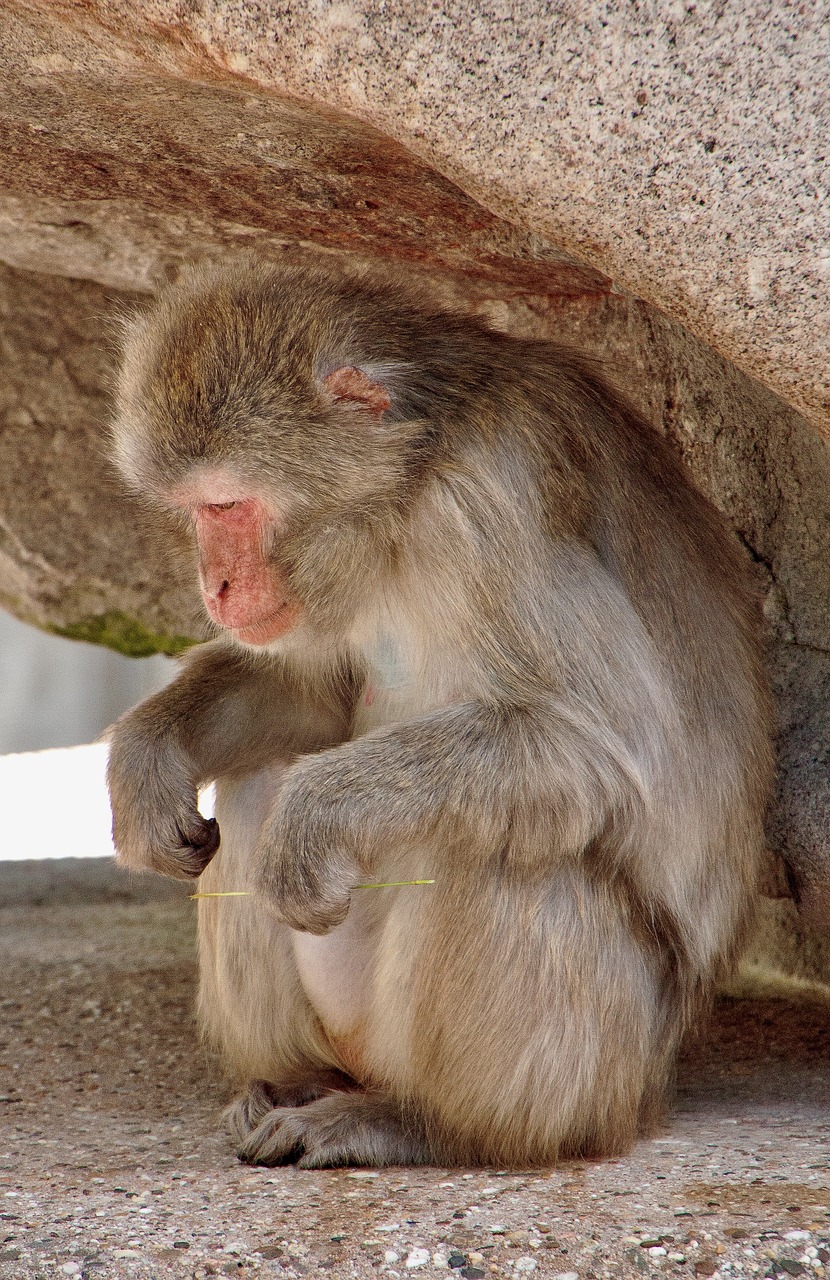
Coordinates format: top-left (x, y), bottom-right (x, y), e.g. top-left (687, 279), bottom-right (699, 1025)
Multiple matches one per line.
top-left (294, 629), bottom-right (445, 1070)
top-left (352, 627), bottom-right (449, 732)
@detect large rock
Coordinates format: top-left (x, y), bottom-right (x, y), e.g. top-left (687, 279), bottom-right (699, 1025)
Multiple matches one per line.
top-left (0, 4), bottom-right (604, 299)
top-left (1, 1), bottom-right (829, 923)
top-left (2, 1), bottom-right (826, 434)
top-left (0, 267), bottom-right (202, 654)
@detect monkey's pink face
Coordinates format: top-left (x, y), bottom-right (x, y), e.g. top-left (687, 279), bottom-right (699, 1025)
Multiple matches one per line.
top-left (174, 482), bottom-right (300, 646)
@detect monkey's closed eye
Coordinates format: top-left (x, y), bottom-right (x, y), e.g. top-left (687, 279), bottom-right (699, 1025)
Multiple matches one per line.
top-left (208, 502), bottom-right (237, 511)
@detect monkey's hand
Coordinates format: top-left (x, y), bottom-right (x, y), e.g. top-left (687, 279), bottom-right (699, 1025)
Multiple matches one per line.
top-left (107, 715), bottom-right (220, 881)
top-left (254, 756), bottom-right (361, 935)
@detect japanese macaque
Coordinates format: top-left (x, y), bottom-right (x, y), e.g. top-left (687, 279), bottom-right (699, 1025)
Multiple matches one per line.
top-left (106, 261), bottom-right (772, 1168)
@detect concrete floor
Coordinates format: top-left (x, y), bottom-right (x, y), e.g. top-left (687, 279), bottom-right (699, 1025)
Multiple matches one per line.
top-left (1, 863), bottom-right (828, 1280)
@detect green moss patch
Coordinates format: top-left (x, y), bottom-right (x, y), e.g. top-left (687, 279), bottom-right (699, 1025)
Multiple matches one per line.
top-left (52, 612), bottom-right (197, 657)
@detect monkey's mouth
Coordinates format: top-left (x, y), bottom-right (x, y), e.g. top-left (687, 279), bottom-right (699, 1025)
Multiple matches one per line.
top-left (229, 599), bottom-right (301, 646)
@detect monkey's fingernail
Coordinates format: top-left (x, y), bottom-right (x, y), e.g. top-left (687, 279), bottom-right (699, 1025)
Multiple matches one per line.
top-left (199, 817), bottom-right (221, 854)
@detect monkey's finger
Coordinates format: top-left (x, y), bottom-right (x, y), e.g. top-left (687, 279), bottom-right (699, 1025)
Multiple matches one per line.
top-left (180, 814), bottom-right (221, 860)
top-left (153, 817), bottom-right (221, 880)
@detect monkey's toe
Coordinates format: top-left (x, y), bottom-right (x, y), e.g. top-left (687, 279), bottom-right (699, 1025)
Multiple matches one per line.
top-left (234, 1092), bottom-right (431, 1168)
top-left (227, 1070), bottom-right (359, 1142)
top-left (226, 1082), bottom-right (277, 1141)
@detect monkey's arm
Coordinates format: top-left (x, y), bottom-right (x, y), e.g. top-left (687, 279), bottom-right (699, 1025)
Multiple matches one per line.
top-left (107, 641), bottom-right (353, 880)
top-left (256, 698), bottom-right (649, 933)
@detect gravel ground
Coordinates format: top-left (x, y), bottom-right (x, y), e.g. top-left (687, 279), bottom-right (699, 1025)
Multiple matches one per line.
top-left (1, 874), bottom-right (829, 1280)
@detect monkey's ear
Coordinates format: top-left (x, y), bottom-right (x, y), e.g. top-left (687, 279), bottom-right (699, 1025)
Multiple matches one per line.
top-left (323, 365), bottom-right (391, 418)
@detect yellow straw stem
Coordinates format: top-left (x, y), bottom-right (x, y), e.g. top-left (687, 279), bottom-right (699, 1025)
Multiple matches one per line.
top-left (353, 879), bottom-right (436, 889)
top-left (189, 891), bottom-right (251, 898)
top-left (190, 879), bottom-right (435, 900)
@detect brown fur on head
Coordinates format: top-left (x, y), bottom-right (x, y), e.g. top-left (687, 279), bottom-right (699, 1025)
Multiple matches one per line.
top-left (113, 262), bottom-right (445, 501)
top-left (113, 263), bottom-right (483, 640)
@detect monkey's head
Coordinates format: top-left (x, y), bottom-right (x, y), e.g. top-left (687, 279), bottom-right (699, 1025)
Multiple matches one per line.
top-left (111, 264), bottom-right (438, 649)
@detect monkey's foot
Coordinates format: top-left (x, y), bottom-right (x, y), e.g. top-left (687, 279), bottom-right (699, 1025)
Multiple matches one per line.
top-left (227, 1070), bottom-right (358, 1139)
top-left (234, 1091), bottom-right (431, 1168)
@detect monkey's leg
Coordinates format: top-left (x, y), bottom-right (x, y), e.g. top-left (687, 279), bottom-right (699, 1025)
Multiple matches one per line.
top-left (232, 860), bottom-right (675, 1169)
top-left (199, 772), bottom-right (432, 1166)
top-left (197, 770), bottom-right (350, 1121)
top-left (362, 861), bottom-right (683, 1167)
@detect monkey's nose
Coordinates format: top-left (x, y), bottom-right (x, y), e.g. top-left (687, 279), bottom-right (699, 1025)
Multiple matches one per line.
top-left (200, 579), bottom-right (235, 627)
top-left (199, 568), bottom-right (230, 603)
top-left (198, 573), bottom-right (236, 628)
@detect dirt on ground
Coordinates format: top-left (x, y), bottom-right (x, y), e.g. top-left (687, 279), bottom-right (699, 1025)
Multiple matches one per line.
top-left (0, 876), bottom-right (828, 1280)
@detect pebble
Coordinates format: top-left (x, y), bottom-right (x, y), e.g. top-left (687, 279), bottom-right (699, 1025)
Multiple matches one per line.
top-left (60, 1266), bottom-right (81, 1276)
top-left (407, 1247), bottom-right (431, 1269)
top-left (515, 1260), bottom-right (538, 1274)
top-left (787, 1233), bottom-right (813, 1243)
top-left (385, 1250), bottom-right (400, 1264)
top-left (553, 1271), bottom-right (578, 1280)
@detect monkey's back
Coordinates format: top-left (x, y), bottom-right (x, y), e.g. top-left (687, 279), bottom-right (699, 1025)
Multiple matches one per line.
top-left (439, 331), bottom-right (774, 977)
top-left (458, 334), bottom-right (770, 757)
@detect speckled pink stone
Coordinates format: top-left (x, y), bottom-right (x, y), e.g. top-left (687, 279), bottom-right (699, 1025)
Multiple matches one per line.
top-left (118, 0), bottom-right (829, 432)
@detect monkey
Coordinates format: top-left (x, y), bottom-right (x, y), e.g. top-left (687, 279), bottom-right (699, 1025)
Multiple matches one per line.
top-left (106, 260), bottom-right (773, 1169)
